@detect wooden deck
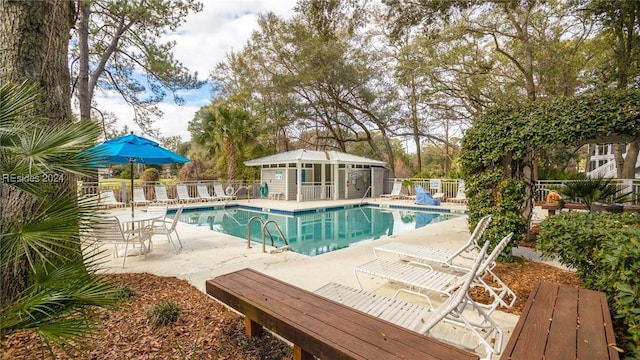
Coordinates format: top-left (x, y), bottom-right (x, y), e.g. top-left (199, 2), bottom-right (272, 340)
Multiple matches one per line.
top-left (206, 268), bottom-right (479, 360)
top-left (501, 282), bottom-right (619, 360)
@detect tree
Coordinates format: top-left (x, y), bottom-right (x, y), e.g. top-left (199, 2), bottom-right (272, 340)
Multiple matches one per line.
top-left (1, 0), bottom-right (76, 305)
top-left (1, 1), bottom-right (117, 351)
top-left (71, 0), bottom-right (204, 135)
top-left (583, 0), bottom-right (640, 179)
top-left (0, 81), bottom-right (118, 352)
top-left (191, 104), bottom-right (262, 180)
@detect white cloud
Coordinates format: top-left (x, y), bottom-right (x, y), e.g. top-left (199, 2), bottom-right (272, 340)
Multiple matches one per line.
top-left (94, 0), bottom-right (297, 142)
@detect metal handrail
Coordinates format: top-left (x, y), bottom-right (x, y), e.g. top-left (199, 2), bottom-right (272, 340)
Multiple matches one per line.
top-left (359, 185), bottom-right (372, 207)
top-left (262, 220), bottom-right (289, 253)
top-left (246, 215), bottom-right (289, 253)
top-left (222, 185), bottom-right (248, 208)
top-left (246, 216), bottom-right (264, 249)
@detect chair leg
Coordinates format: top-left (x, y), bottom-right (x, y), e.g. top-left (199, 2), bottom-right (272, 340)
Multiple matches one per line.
top-left (122, 242), bottom-right (129, 268)
top-left (167, 233), bottom-right (181, 254)
top-left (173, 230), bottom-right (183, 250)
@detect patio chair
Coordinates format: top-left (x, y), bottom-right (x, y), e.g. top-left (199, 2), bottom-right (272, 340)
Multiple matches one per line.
top-left (147, 205), bottom-right (183, 253)
top-left (133, 187), bottom-right (151, 205)
top-left (380, 182), bottom-right (403, 199)
top-left (316, 241), bottom-right (502, 360)
top-left (429, 179), bottom-right (446, 201)
top-left (177, 184), bottom-right (200, 203)
top-left (448, 180), bottom-right (467, 203)
top-left (98, 190), bottom-right (126, 208)
top-left (354, 232), bottom-right (516, 315)
top-left (89, 216), bottom-right (144, 268)
top-left (213, 183), bottom-right (237, 200)
top-left (154, 185), bottom-right (178, 204)
top-left (373, 215), bottom-right (492, 270)
top-left (197, 184), bottom-right (220, 202)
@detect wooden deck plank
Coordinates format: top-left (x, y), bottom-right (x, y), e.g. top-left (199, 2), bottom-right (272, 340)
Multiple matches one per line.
top-left (206, 268), bottom-right (478, 360)
top-left (500, 282), bottom-right (619, 360)
top-left (577, 288), bottom-right (609, 359)
top-left (507, 282), bottom-right (558, 359)
top-left (545, 285), bottom-right (578, 359)
top-left (599, 291), bottom-right (620, 360)
top-left (213, 269), bottom-right (438, 357)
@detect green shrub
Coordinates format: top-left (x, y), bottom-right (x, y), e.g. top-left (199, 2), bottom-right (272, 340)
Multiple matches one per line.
top-left (146, 301), bottom-right (181, 326)
top-left (115, 285), bottom-right (135, 301)
top-left (536, 212), bottom-right (640, 358)
top-left (141, 168), bottom-right (160, 182)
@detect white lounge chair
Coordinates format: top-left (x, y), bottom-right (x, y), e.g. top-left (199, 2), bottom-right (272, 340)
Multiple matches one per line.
top-left (354, 232), bottom-right (516, 315)
top-left (317, 242), bottom-right (502, 360)
top-left (197, 184), bottom-right (220, 202)
top-left (448, 180), bottom-right (467, 203)
top-left (429, 179), bottom-right (446, 201)
top-left (176, 184), bottom-right (200, 203)
top-left (98, 190), bottom-right (126, 208)
top-left (213, 183), bottom-right (236, 200)
top-left (381, 182), bottom-right (403, 199)
top-left (133, 187), bottom-right (151, 205)
top-left (147, 206), bottom-right (183, 253)
top-left (154, 185), bottom-right (177, 204)
top-left (373, 215), bottom-right (492, 270)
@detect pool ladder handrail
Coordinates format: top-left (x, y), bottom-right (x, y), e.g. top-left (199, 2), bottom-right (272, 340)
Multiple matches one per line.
top-left (247, 216), bottom-right (290, 253)
top-left (358, 185), bottom-right (372, 207)
top-left (222, 185), bottom-right (248, 208)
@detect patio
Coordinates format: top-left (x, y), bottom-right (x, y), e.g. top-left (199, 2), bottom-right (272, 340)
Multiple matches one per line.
top-left (93, 197), bottom-right (526, 359)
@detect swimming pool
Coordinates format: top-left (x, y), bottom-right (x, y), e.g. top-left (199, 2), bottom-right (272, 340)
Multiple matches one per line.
top-left (172, 206), bottom-right (459, 256)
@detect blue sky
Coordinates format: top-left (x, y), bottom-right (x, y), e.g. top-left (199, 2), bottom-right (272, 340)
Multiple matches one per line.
top-left (93, 1), bottom-right (297, 141)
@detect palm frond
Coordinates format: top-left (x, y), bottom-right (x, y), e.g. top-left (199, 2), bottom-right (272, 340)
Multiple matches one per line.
top-left (0, 81), bottom-right (44, 136)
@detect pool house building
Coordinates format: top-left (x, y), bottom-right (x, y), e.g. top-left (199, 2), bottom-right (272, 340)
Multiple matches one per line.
top-left (244, 149), bottom-right (390, 202)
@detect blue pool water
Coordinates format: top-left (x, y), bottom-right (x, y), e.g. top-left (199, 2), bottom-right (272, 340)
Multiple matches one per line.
top-left (171, 206), bottom-right (459, 256)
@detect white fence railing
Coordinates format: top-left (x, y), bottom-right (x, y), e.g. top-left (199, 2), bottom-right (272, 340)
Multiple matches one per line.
top-left (78, 180), bottom-right (260, 204)
top-left (300, 183), bottom-right (334, 201)
top-left (535, 179), bottom-right (639, 205)
top-left (387, 178), bottom-right (462, 199)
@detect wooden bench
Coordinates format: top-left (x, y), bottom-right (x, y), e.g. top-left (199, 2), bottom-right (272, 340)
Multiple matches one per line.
top-left (206, 268), bottom-right (479, 360)
top-left (501, 282), bottom-right (619, 360)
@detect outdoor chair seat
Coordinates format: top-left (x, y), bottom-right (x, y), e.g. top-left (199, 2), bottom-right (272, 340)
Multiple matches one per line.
top-left (374, 215), bottom-right (492, 270)
top-left (154, 185), bottom-right (178, 204)
top-left (197, 185), bottom-right (220, 202)
top-left (87, 216), bottom-right (145, 268)
top-left (213, 183), bottom-right (236, 200)
top-left (355, 232), bottom-right (516, 315)
top-left (98, 190), bottom-right (126, 208)
top-left (177, 184), bottom-right (201, 203)
top-left (381, 182), bottom-right (403, 199)
top-left (317, 242), bottom-right (502, 360)
top-left (133, 187), bottom-right (151, 205)
top-left (147, 206), bottom-right (183, 253)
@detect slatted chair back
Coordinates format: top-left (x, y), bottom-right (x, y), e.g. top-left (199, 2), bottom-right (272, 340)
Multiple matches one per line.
top-left (92, 216), bottom-right (130, 268)
top-left (133, 187), bottom-right (150, 204)
top-left (420, 240), bottom-right (490, 334)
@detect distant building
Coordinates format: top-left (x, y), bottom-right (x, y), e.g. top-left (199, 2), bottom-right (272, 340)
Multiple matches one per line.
top-left (587, 144), bottom-right (640, 178)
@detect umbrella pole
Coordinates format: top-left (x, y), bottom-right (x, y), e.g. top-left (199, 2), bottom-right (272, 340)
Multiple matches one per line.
top-left (131, 160), bottom-right (134, 217)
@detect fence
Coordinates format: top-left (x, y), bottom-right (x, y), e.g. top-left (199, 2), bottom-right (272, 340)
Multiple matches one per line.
top-left (78, 180), bottom-right (261, 205)
top-left (535, 179), bottom-right (639, 205)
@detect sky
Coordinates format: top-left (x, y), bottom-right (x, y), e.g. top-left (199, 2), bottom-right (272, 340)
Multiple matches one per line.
top-left (93, 0), bottom-right (298, 141)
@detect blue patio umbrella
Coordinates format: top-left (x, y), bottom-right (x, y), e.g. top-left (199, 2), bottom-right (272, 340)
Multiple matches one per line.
top-left (85, 132), bottom-right (190, 216)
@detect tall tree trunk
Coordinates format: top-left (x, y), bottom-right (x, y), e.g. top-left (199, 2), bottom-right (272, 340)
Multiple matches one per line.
top-left (0, 0), bottom-right (75, 305)
top-left (618, 141), bottom-right (639, 179)
top-left (409, 75), bottom-right (422, 173)
top-left (78, 0), bottom-right (91, 122)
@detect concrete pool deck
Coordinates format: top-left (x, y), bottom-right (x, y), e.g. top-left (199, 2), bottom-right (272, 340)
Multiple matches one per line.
top-left (99, 198), bottom-right (552, 359)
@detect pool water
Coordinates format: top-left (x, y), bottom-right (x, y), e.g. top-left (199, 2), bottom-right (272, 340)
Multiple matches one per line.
top-left (172, 206), bottom-right (458, 256)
